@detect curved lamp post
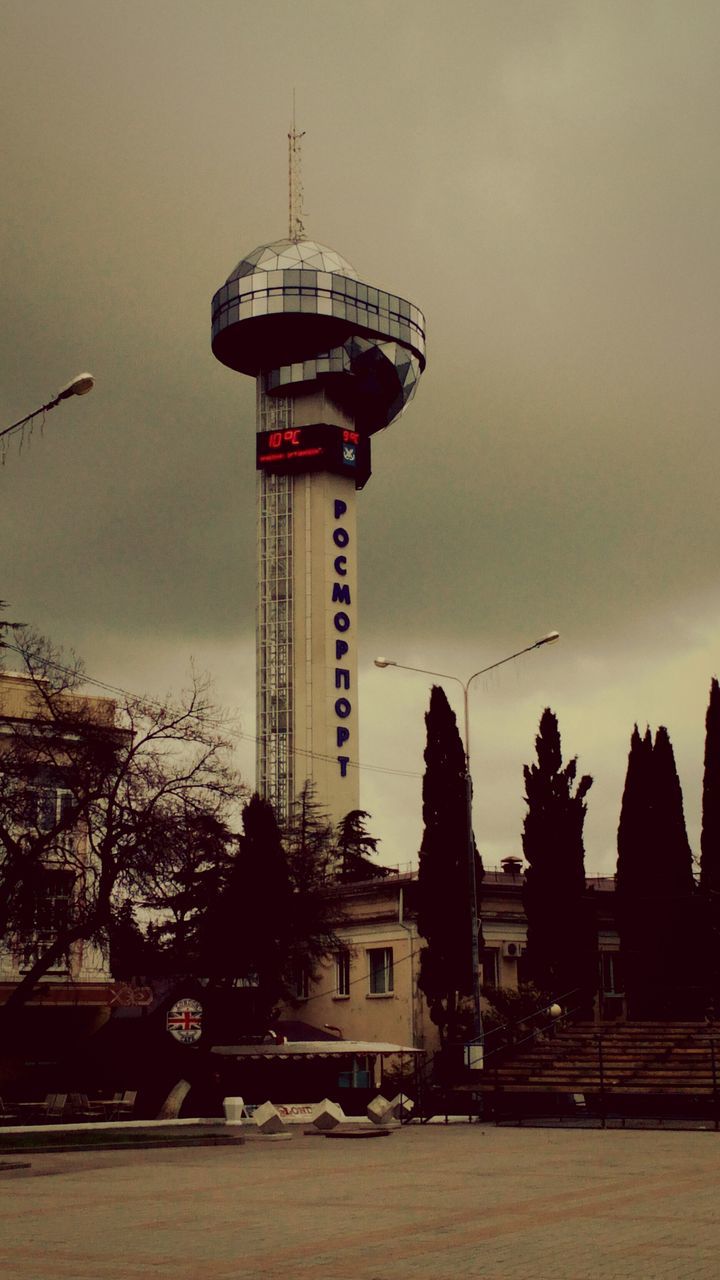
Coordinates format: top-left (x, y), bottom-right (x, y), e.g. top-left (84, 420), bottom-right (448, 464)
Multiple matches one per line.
top-left (374, 631), bottom-right (560, 1066)
top-left (1, 373), bottom-right (95, 452)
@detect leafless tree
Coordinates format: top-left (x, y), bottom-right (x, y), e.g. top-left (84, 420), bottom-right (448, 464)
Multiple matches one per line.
top-left (0, 628), bottom-right (246, 1013)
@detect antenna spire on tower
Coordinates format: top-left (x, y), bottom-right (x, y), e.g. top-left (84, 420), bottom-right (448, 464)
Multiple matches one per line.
top-left (288, 93), bottom-right (305, 242)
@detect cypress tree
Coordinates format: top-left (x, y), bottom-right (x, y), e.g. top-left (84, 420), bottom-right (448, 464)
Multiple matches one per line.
top-left (417, 685), bottom-right (483, 1045)
top-left (616, 725), bottom-right (699, 1018)
top-left (651, 727), bottom-right (694, 895)
top-left (522, 708), bottom-right (595, 1010)
top-left (231, 793), bottom-right (292, 1001)
top-left (700, 678), bottom-right (720, 1016)
top-left (617, 726), bottom-right (654, 887)
top-left (616, 726), bottom-right (654, 1016)
top-left (654, 726), bottom-right (701, 1015)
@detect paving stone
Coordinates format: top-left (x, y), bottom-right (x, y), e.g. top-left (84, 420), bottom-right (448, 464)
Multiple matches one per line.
top-left (1, 1126), bottom-right (719, 1278)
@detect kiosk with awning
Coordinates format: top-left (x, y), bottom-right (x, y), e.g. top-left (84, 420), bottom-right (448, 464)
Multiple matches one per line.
top-left (211, 1039), bottom-right (421, 1108)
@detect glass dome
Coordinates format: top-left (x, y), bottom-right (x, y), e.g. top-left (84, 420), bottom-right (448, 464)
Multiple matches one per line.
top-left (228, 238), bottom-right (358, 282)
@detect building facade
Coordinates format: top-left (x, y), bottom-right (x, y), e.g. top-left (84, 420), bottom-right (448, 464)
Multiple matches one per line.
top-left (284, 863), bottom-right (621, 1051)
top-left (0, 672), bottom-right (114, 1050)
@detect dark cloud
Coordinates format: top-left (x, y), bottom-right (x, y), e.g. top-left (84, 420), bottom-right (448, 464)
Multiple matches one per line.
top-left (3, 0), bottom-right (720, 869)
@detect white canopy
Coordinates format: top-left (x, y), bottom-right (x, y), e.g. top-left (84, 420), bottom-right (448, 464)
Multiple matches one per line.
top-left (211, 1040), bottom-right (420, 1060)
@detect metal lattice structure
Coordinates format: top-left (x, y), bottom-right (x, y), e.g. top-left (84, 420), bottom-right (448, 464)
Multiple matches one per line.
top-left (256, 390), bottom-right (294, 821)
top-left (288, 121), bottom-right (306, 242)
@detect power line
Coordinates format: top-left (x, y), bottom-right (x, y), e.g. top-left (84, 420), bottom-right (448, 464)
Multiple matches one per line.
top-left (297, 944), bottom-right (415, 1010)
top-left (0, 642), bottom-right (423, 780)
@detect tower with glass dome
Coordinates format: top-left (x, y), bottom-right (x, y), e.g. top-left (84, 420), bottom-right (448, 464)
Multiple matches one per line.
top-left (211, 134), bottom-right (426, 826)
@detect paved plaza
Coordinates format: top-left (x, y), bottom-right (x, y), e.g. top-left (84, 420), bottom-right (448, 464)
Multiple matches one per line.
top-left (1, 1124), bottom-right (719, 1279)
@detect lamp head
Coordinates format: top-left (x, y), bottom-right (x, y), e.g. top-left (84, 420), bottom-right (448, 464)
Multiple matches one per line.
top-left (538, 631), bottom-right (560, 646)
top-left (374, 657), bottom-right (395, 669)
top-left (57, 373), bottom-right (95, 400)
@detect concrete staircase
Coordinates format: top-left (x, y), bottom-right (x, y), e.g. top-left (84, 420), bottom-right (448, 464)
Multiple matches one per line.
top-left (481, 1022), bottom-right (720, 1108)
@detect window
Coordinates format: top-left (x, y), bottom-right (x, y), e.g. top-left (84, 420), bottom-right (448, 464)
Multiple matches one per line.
top-left (36, 869), bottom-right (74, 937)
top-left (335, 950), bottom-right (350, 997)
top-left (368, 947), bottom-right (393, 996)
top-left (481, 948), bottom-right (499, 989)
top-left (19, 868), bottom-right (74, 970)
top-left (600, 952), bottom-right (624, 996)
top-left (294, 966), bottom-right (310, 1000)
top-left (338, 1055), bottom-right (371, 1089)
top-left (23, 785), bottom-right (73, 832)
top-left (517, 951), bottom-right (532, 987)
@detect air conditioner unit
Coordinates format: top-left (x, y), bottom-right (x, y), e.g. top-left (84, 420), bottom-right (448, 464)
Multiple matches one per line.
top-left (501, 941), bottom-right (525, 959)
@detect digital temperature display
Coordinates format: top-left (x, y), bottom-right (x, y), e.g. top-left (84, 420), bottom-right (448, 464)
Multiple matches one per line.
top-left (256, 423), bottom-right (371, 488)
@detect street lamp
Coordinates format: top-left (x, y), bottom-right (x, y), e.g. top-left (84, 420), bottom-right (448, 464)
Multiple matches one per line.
top-left (374, 630), bottom-right (560, 1067)
top-left (56, 373), bottom-right (95, 400)
top-left (1, 373), bottom-right (95, 453)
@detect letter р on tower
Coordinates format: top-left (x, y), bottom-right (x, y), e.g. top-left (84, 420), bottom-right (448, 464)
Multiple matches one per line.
top-left (210, 159), bottom-right (426, 826)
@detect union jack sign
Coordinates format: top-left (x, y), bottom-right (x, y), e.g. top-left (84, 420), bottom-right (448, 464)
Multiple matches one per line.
top-left (166, 997), bottom-right (203, 1044)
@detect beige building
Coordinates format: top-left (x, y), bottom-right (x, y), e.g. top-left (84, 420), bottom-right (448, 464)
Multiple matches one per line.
top-left (290, 872), bottom-right (430, 1051)
top-left (284, 860), bottom-right (620, 1049)
top-left (0, 671), bottom-right (114, 1025)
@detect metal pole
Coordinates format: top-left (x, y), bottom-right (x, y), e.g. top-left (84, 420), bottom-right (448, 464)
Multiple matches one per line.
top-left (597, 1034), bottom-right (606, 1129)
top-left (710, 1038), bottom-right (718, 1132)
top-left (463, 685), bottom-right (483, 1063)
top-left (374, 635), bottom-right (559, 1074)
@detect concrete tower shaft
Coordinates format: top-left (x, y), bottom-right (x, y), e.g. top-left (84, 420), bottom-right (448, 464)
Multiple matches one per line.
top-left (211, 235), bottom-right (426, 825)
top-left (255, 379), bottom-right (360, 825)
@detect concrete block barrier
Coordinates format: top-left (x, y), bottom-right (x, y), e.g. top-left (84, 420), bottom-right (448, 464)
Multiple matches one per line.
top-left (310, 1099), bottom-right (345, 1130)
top-left (366, 1094), bottom-right (393, 1125)
top-left (253, 1101), bottom-right (288, 1135)
top-left (388, 1094), bottom-right (414, 1120)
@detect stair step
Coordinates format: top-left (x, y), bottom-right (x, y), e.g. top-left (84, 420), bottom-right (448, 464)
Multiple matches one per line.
top-left (482, 1021), bottom-right (720, 1098)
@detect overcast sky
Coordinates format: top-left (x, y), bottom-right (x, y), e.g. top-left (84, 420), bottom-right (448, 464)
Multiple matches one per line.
top-left (3, 0), bottom-right (720, 874)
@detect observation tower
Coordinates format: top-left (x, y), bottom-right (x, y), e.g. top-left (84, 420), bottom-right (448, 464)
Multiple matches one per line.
top-left (211, 129), bottom-right (426, 825)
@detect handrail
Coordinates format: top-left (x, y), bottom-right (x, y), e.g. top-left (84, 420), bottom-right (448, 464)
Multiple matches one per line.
top-left (410, 987), bottom-right (586, 1117)
top-left (481, 998), bottom-right (586, 1067)
top-left (462, 986), bottom-right (583, 1050)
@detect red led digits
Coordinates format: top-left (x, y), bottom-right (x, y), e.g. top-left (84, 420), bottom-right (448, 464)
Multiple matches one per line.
top-left (257, 425), bottom-right (369, 486)
top-left (268, 429), bottom-right (301, 448)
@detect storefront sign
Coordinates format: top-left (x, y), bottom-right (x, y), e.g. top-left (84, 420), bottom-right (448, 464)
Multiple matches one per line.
top-left (275, 1103), bottom-right (315, 1122)
top-left (110, 982), bottom-right (154, 1007)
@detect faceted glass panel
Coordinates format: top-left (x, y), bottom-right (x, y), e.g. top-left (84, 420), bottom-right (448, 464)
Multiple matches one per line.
top-left (227, 238), bottom-right (358, 282)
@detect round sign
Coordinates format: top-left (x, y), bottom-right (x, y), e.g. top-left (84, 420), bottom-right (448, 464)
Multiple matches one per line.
top-left (166, 997), bottom-right (202, 1044)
